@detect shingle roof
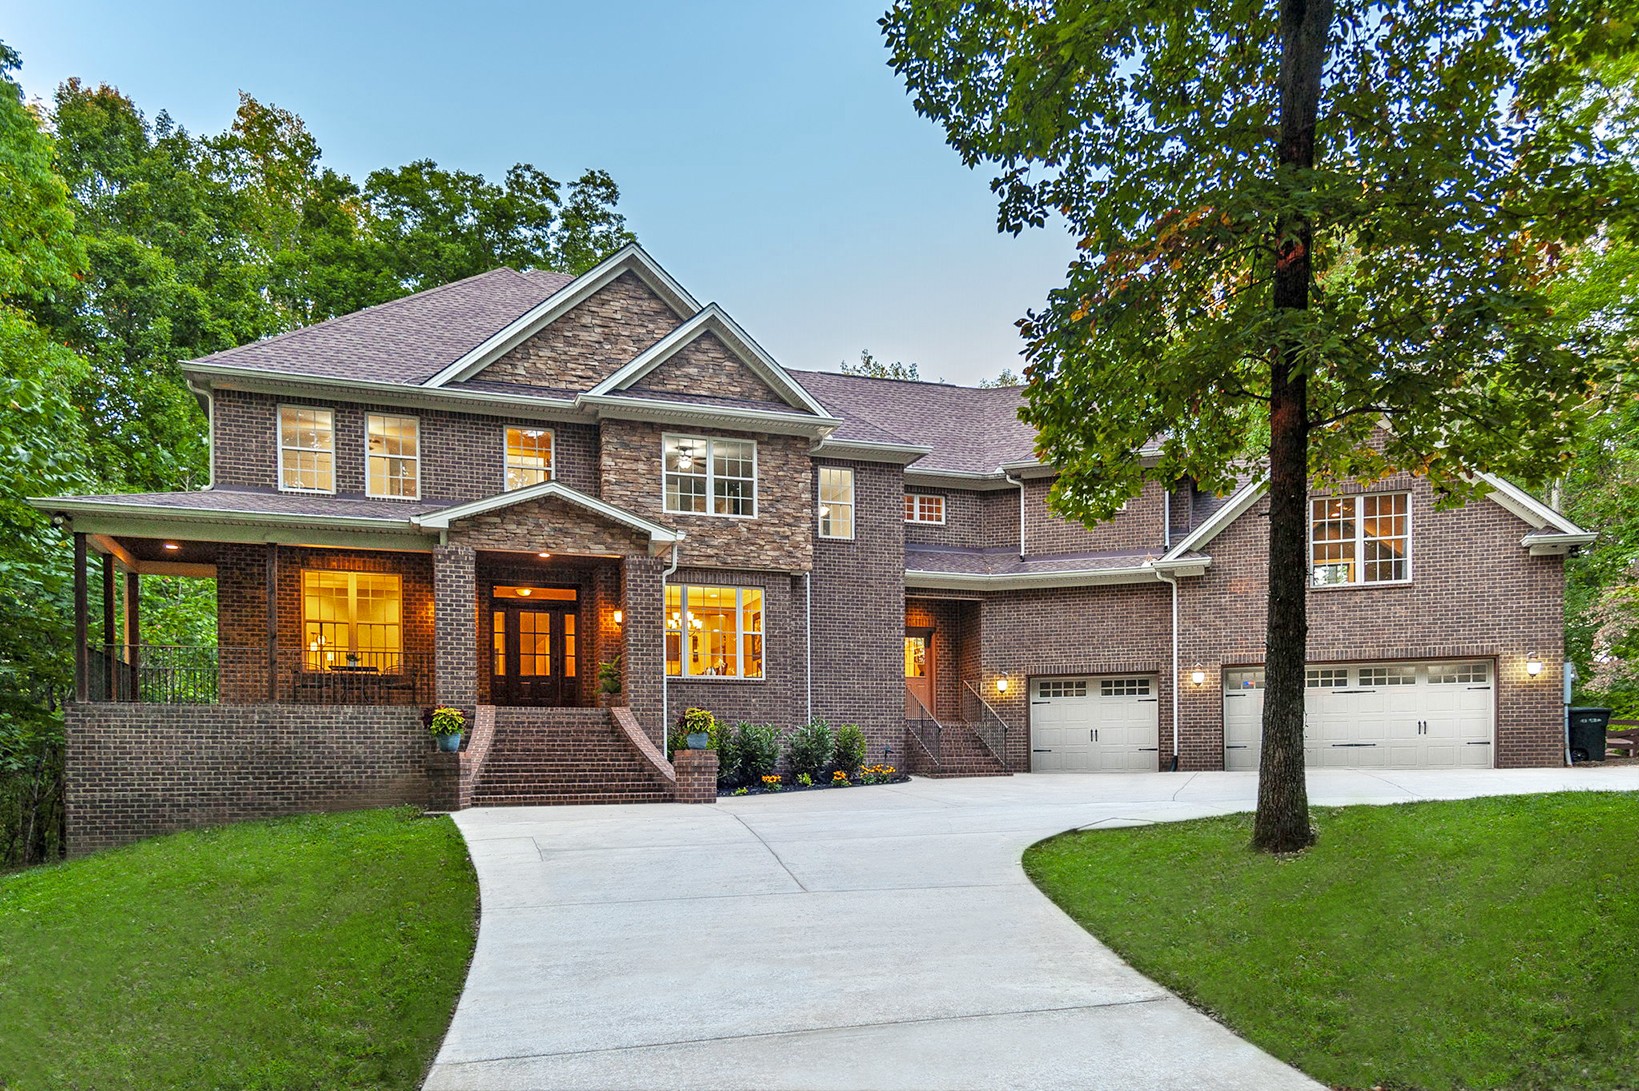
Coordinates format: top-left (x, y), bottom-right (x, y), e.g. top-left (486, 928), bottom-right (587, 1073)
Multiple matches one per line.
top-left (789, 370), bottom-right (1038, 474)
top-left (192, 268), bottom-right (574, 385)
top-left (904, 544), bottom-right (1165, 578)
top-left (49, 488), bottom-right (458, 521)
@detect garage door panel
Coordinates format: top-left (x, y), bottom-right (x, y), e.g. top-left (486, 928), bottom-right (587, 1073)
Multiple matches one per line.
top-left (1031, 676), bottom-right (1159, 772)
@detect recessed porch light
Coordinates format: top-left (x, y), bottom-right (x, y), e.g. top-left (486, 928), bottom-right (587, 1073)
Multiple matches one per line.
top-left (537, 552), bottom-right (551, 559)
top-left (163, 542), bottom-right (180, 551)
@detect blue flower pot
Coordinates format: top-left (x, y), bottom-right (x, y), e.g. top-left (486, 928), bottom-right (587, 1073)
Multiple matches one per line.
top-left (436, 732), bottom-right (463, 753)
top-left (686, 732), bottom-right (709, 750)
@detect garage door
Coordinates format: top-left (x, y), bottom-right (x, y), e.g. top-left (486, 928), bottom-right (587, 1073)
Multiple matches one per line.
top-left (1030, 676), bottom-right (1160, 771)
top-left (1224, 661), bottom-right (1494, 770)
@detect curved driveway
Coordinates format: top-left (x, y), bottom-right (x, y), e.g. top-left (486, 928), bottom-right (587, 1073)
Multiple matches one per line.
top-left (425, 766), bottom-right (1639, 1091)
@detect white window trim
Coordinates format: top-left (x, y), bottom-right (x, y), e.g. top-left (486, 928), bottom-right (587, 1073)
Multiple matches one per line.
top-left (365, 412), bottom-right (421, 500)
top-left (277, 403), bottom-right (337, 495)
top-left (1308, 491), bottom-right (1412, 588)
top-left (905, 492), bottom-right (946, 525)
top-left (504, 425), bottom-right (557, 492)
top-left (661, 433), bottom-right (759, 519)
top-left (666, 584), bottom-right (766, 681)
top-left (818, 466), bottom-right (855, 541)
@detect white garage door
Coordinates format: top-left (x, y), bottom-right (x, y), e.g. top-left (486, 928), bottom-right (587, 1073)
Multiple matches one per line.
top-left (1031, 676), bottom-right (1160, 772)
top-left (1224, 661), bottom-right (1494, 770)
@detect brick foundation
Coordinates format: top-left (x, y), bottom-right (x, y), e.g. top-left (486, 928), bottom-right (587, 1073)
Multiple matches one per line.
top-left (673, 748), bottom-right (719, 803)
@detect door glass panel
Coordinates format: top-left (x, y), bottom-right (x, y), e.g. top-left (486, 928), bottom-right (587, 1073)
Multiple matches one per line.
top-left (563, 612), bottom-right (576, 678)
top-left (492, 611), bottom-right (506, 676)
top-left (516, 612), bottom-right (551, 677)
top-left (904, 636), bottom-right (928, 678)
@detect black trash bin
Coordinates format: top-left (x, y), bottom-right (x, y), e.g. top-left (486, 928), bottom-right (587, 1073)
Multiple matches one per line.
top-left (1568, 707), bottom-right (1612, 763)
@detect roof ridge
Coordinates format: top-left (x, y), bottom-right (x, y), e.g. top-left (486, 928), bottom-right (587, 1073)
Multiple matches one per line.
top-left (790, 366), bottom-right (1025, 395)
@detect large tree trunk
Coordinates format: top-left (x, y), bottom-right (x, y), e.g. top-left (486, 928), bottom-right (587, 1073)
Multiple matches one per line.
top-left (1252, 0), bottom-right (1330, 853)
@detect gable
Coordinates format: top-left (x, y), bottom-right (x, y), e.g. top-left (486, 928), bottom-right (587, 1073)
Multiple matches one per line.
top-left (471, 271), bottom-right (682, 393)
top-left (443, 494), bottom-right (650, 555)
top-left (626, 330), bottom-right (785, 406)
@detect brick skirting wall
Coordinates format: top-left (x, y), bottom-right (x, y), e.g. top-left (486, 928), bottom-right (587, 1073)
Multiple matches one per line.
top-left (64, 702), bottom-right (430, 855)
top-left (673, 749), bottom-right (718, 803)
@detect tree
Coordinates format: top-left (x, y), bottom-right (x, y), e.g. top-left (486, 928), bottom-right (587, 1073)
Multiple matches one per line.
top-left (979, 368), bottom-right (1023, 388)
top-left (840, 349), bottom-right (924, 381)
top-left (885, 1), bottom-right (1639, 850)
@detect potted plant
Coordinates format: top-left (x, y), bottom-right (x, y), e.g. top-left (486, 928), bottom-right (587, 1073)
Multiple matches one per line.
top-left (430, 706), bottom-right (466, 753)
top-left (597, 655), bottom-right (623, 702)
top-left (680, 707), bottom-right (714, 750)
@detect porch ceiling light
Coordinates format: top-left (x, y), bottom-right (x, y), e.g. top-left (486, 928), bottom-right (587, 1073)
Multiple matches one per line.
top-left (163, 542), bottom-right (180, 551)
top-left (1190, 665), bottom-right (1206, 686)
top-left (517, 588), bottom-right (532, 596)
top-left (537, 551), bottom-right (551, 559)
top-left (1526, 654), bottom-right (1544, 677)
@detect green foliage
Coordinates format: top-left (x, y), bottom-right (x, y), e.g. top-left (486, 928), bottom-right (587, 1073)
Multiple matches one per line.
top-left (596, 654), bottom-right (623, 696)
top-left (429, 707), bottom-right (466, 737)
top-left (839, 349), bottom-right (925, 382)
top-left (831, 723), bottom-right (867, 775)
top-left (978, 368), bottom-right (1022, 388)
top-left (1026, 793), bottom-right (1639, 1091)
top-left (785, 718), bottom-right (834, 780)
top-left (0, 807), bottom-right (476, 1086)
top-left (727, 722), bottom-right (780, 783)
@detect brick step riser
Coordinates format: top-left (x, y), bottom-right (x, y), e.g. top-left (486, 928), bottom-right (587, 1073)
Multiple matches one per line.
top-left (473, 796), bottom-right (673, 806)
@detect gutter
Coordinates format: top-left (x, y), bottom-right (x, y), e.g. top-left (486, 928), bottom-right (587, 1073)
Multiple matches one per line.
top-left (660, 543), bottom-right (681, 754)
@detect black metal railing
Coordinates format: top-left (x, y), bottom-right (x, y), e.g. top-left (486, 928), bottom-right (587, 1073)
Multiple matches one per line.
top-left (962, 680), bottom-right (1010, 766)
top-left (905, 686), bottom-right (942, 764)
top-left (84, 645), bottom-right (430, 706)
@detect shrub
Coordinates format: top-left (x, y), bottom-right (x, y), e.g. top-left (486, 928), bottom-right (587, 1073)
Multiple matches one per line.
top-left (796, 773), bottom-right (813, 787)
top-left (786, 718), bottom-right (834, 780)
top-left (832, 723), bottom-right (867, 775)
top-left (730, 722), bottom-right (781, 783)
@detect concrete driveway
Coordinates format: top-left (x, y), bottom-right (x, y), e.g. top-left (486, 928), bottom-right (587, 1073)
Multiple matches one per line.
top-left (424, 765), bottom-right (1639, 1090)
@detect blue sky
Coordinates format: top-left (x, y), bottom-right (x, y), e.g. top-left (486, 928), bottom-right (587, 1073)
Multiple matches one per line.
top-left (3, 0), bottom-right (1076, 385)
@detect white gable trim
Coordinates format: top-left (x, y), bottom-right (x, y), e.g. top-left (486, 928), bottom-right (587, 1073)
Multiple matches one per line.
top-left (587, 304), bottom-right (832, 418)
top-left (1479, 473), bottom-right (1587, 535)
top-left (422, 245), bottom-right (701, 388)
top-left (1161, 476), bottom-right (1269, 561)
top-left (412, 481), bottom-right (683, 550)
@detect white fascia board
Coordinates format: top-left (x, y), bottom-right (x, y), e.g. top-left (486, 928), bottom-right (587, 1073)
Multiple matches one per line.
top-left (576, 393), bottom-right (842, 438)
top-left (187, 363), bottom-right (587, 423)
top-left (1161, 476), bottom-right (1269, 561)
top-left (588, 305), bottom-right (834, 419)
top-left (904, 564), bottom-right (1162, 591)
top-left (1149, 555), bottom-right (1211, 577)
top-left (902, 468), bottom-right (1021, 492)
top-left (811, 437), bottom-right (933, 466)
top-left (1480, 473), bottom-right (1589, 535)
top-left (1522, 531), bottom-right (1597, 556)
top-left (422, 245), bottom-right (701, 388)
top-left (412, 480), bottom-right (683, 546)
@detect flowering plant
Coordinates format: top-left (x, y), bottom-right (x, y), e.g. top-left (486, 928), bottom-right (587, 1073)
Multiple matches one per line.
top-left (429, 707), bottom-right (466, 737)
top-left (761, 774), bottom-right (783, 793)
top-left (832, 770), bottom-right (850, 785)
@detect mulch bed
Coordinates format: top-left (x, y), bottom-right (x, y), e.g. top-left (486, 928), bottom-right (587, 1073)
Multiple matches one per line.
top-left (717, 774), bottom-right (910, 797)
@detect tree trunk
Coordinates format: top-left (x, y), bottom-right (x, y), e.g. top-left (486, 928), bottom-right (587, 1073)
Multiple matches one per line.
top-left (1252, 0), bottom-right (1331, 854)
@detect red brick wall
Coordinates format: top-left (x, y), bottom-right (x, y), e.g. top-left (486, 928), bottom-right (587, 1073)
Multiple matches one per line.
top-left (1022, 477), bottom-right (1168, 555)
top-left (63, 702), bottom-right (429, 855)
top-left (664, 565), bottom-right (803, 736)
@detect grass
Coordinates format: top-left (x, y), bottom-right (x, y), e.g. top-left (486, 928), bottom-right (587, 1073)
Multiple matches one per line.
top-left (1025, 792), bottom-right (1639, 1091)
top-left (0, 807), bottom-right (477, 1091)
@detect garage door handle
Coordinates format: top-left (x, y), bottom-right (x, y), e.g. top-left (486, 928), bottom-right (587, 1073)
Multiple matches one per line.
top-left (1226, 744), bottom-right (1248, 749)
top-left (1466, 741), bottom-right (1491, 746)
top-left (1137, 697), bottom-right (1158, 702)
top-left (1467, 686), bottom-right (1492, 691)
top-left (1138, 747), bottom-right (1159, 752)
top-left (1032, 748), bottom-right (1052, 753)
top-left (1331, 742), bottom-right (1378, 747)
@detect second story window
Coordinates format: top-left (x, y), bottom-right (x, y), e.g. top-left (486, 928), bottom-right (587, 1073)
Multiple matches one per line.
top-left (904, 493), bottom-right (945, 525)
top-left (278, 406), bottom-right (334, 494)
top-left (366, 413), bottom-right (420, 499)
top-left (506, 427), bottom-right (555, 490)
top-left (1311, 493), bottom-right (1410, 586)
top-left (818, 467), bottom-right (854, 539)
top-left (664, 434), bottom-right (757, 517)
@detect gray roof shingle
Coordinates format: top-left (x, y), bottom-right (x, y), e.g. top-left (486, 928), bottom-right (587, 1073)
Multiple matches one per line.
top-left (904, 544), bottom-right (1166, 578)
top-left (50, 488), bottom-right (458, 521)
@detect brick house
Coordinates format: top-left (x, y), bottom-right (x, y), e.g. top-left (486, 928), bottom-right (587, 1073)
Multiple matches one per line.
top-left (35, 245), bottom-right (1594, 852)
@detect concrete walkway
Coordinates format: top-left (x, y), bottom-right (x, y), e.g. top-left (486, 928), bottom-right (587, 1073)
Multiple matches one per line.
top-left (424, 765), bottom-right (1639, 1090)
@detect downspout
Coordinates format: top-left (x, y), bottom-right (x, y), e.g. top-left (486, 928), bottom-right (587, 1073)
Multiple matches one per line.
top-left (1155, 568), bottom-right (1182, 772)
top-left (661, 543), bottom-right (681, 753)
top-left (1163, 488), bottom-right (1172, 550)
top-left (1004, 471), bottom-right (1026, 559)
top-left (805, 571), bottom-right (813, 724)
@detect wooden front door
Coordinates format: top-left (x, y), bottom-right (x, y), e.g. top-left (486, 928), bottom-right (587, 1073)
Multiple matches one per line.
top-left (905, 627), bottom-right (934, 718)
top-left (491, 597), bottom-right (578, 707)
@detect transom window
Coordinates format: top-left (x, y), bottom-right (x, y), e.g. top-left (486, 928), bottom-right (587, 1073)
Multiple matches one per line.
top-left (1225, 669), bottom-right (1265, 690)
top-left (278, 406), bottom-right (335, 493)
top-left (1100, 678), bottom-right (1151, 697)
top-left (904, 493), bottom-right (945, 524)
top-left (1359, 665), bottom-right (1418, 687)
top-left (665, 584), bottom-right (764, 679)
top-left (1037, 679), bottom-right (1088, 699)
top-left (818, 467), bottom-right (855, 539)
top-left (302, 571), bottom-right (402, 672)
top-left (663, 435), bottom-right (757, 517)
top-left (366, 414), bottom-right (419, 498)
top-left (1306, 667), bottom-right (1349, 688)
top-left (505, 427), bottom-right (555, 490)
top-left (1311, 493), bottom-right (1410, 586)
top-left (1429, 662), bottom-right (1489, 685)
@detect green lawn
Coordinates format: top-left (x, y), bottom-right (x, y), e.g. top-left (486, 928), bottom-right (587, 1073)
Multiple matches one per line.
top-left (1025, 792), bottom-right (1639, 1091)
top-left (0, 807), bottom-right (477, 1091)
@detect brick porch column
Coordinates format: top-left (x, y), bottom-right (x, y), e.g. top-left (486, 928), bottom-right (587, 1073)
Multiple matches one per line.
top-left (622, 553), bottom-right (664, 743)
top-left (433, 545), bottom-right (477, 712)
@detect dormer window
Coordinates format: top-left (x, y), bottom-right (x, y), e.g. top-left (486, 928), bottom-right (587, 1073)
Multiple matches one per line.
top-left (506, 427), bottom-right (555, 490)
top-left (278, 406), bottom-right (335, 494)
top-left (663, 434), bottom-right (757, 517)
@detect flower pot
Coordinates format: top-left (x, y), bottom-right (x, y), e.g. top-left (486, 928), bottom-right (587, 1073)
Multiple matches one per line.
top-left (686, 732), bottom-right (709, 750)
top-left (436, 732), bottom-right (463, 753)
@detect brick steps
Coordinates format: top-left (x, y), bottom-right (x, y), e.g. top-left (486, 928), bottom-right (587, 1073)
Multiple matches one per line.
top-left (471, 707), bottom-right (674, 806)
top-left (906, 720), bottom-right (1011, 779)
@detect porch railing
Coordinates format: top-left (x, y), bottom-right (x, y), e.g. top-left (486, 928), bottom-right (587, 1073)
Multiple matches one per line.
top-left (962, 680), bottom-right (1010, 766)
top-left (84, 645), bottom-right (431, 706)
top-left (905, 686), bottom-right (942, 764)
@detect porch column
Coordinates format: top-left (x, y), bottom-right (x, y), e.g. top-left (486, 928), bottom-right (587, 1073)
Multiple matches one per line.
top-left (124, 569), bottom-right (140, 661)
top-left (621, 553), bottom-right (664, 742)
top-left (265, 544), bottom-right (279, 702)
top-left (102, 553), bottom-right (117, 698)
top-left (73, 532), bottom-right (87, 703)
top-left (433, 544), bottom-right (478, 712)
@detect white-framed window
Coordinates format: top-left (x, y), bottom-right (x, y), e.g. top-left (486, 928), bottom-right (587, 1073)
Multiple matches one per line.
top-left (1310, 492), bottom-right (1410, 586)
top-left (366, 413), bottom-right (419, 498)
top-left (505, 426), bottom-right (555, 490)
top-left (1037, 679), bottom-right (1088, 698)
top-left (663, 435), bottom-right (757, 517)
top-left (904, 493), bottom-right (945, 524)
top-left (301, 570), bottom-right (402, 672)
top-left (1100, 677), bottom-right (1151, 697)
top-left (818, 466), bottom-right (855, 539)
top-left (1359, 665), bottom-right (1418, 687)
top-left (1429, 662), bottom-right (1489, 685)
top-left (1306, 667), bottom-right (1349, 688)
top-left (278, 405), bottom-right (335, 494)
top-left (665, 584), bottom-right (764, 679)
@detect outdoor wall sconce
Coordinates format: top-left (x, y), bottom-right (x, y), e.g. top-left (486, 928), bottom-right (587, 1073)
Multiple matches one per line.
top-left (996, 673), bottom-right (1010, 694)
top-left (1190, 665), bottom-right (1206, 686)
top-left (1526, 654), bottom-right (1544, 678)
top-left (612, 609), bottom-right (623, 625)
